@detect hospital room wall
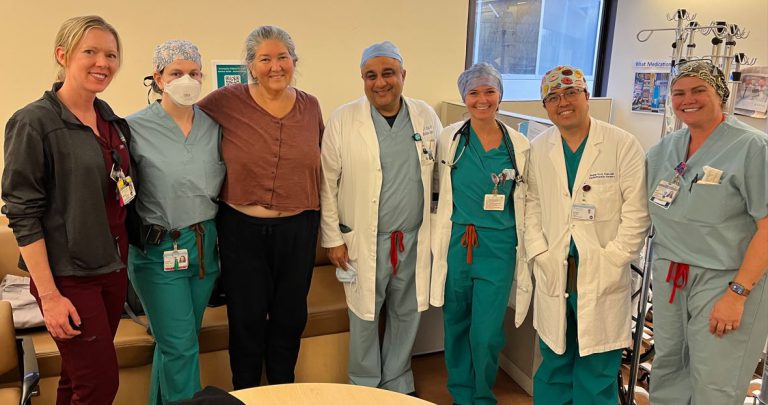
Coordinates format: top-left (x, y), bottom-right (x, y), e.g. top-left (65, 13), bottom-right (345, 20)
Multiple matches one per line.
top-left (605, 0), bottom-right (768, 151)
top-left (0, 0), bottom-right (469, 177)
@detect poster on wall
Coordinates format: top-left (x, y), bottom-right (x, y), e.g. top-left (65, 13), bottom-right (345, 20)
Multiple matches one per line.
top-left (211, 60), bottom-right (249, 90)
top-left (631, 60), bottom-right (672, 115)
top-left (734, 66), bottom-right (768, 119)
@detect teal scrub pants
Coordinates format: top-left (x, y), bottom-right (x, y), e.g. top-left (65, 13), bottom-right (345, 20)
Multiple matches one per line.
top-left (127, 219), bottom-right (220, 405)
top-left (348, 230), bottom-right (420, 393)
top-left (650, 258), bottom-right (768, 405)
top-left (533, 293), bottom-right (623, 405)
top-left (444, 223), bottom-right (516, 405)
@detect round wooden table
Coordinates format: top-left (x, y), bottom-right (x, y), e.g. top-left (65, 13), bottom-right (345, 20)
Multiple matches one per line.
top-left (231, 383), bottom-right (434, 404)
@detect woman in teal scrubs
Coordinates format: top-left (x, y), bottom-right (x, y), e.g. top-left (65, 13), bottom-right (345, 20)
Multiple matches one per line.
top-left (126, 40), bottom-right (225, 404)
top-left (646, 60), bottom-right (768, 405)
top-left (431, 63), bottom-right (529, 405)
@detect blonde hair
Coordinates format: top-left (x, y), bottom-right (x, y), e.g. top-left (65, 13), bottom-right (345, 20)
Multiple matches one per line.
top-left (54, 15), bottom-right (122, 81)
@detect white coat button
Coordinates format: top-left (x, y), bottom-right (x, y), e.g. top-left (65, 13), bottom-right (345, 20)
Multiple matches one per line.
top-left (570, 224), bottom-right (575, 228)
top-left (563, 260), bottom-right (568, 265)
top-left (563, 192), bottom-right (569, 197)
top-left (564, 292), bottom-right (570, 298)
top-left (372, 199), bottom-right (377, 203)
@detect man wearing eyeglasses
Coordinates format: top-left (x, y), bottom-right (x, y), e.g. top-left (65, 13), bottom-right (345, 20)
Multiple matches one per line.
top-left (514, 65), bottom-right (650, 404)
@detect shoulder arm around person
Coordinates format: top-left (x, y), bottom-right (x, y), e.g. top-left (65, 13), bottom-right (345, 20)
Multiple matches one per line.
top-left (197, 85), bottom-right (234, 121)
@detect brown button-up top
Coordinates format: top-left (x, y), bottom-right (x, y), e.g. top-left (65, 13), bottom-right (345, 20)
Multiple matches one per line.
top-left (198, 84), bottom-right (324, 211)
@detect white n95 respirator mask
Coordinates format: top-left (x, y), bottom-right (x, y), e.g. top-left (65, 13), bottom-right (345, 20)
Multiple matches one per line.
top-left (163, 74), bottom-right (201, 106)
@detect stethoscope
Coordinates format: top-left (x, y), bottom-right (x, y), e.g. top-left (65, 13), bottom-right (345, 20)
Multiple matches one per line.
top-left (441, 119), bottom-right (524, 185)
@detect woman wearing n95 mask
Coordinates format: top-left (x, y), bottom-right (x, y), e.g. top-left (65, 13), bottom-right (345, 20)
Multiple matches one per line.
top-left (125, 39), bottom-right (225, 404)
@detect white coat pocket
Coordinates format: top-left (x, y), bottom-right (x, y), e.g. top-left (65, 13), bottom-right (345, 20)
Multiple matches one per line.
top-left (533, 250), bottom-right (561, 296)
top-left (597, 248), bottom-right (630, 296)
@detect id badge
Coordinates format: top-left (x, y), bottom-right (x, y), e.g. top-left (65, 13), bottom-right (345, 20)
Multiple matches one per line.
top-left (162, 249), bottom-right (189, 271)
top-left (502, 168), bottom-right (516, 181)
top-left (484, 194), bottom-right (505, 211)
top-left (572, 203), bottom-right (596, 221)
top-left (117, 175), bottom-right (136, 206)
top-left (649, 180), bottom-right (680, 209)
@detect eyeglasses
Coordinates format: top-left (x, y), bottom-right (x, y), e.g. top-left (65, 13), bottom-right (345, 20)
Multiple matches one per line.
top-left (543, 88), bottom-right (585, 107)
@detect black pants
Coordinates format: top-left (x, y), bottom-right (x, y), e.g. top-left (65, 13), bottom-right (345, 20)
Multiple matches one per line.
top-left (217, 204), bottom-right (320, 389)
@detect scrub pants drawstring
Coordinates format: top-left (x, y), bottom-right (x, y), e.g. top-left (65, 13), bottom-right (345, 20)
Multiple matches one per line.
top-left (389, 230), bottom-right (404, 275)
top-left (666, 261), bottom-right (689, 304)
top-left (461, 224), bottom-right (478, 264)
top-left (190, 223), bottom-right (206, 279)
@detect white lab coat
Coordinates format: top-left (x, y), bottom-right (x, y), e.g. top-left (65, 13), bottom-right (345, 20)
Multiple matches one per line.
top-left (319, 96), bottom-right (443, 321)
top-left (515, 117), bottom-right (650, 356)
top-left (430, 120), bottom-right (530, 307)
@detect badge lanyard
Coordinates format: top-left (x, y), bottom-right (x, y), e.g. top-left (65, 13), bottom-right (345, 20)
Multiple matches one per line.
top-left (572, 183), bottom-right (596, 221)
top-left (649, 137), bottom-right (690, 209)
top-left (412, 133), bottom-right (435, 161)
top-left (482, 124), bottom-right (522, 211)
top-left (108, 149), bottom-right (136, 207)
top-left (105, 131), bottom-right (136, 207)
top-left (163, 230), bottom-right (189, 272)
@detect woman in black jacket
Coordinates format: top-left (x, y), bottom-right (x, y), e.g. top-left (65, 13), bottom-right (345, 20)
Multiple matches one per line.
top-left (1, 15), bottom-right (133, 405)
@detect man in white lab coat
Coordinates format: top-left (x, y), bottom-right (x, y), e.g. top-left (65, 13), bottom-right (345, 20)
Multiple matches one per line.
top-left (319, 41), bottom-right (442, 394)
top-left (515, 65), bottom-right (650, 404)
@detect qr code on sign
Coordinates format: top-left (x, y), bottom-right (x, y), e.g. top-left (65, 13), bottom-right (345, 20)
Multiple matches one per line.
top-left (223, 75), bottom-right (242, 86)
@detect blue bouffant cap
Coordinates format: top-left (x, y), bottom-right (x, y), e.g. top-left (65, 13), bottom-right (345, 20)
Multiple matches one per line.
top-left (457, 63), bottom-right (503, 102)
top-left (360, 41), bottom-right (403, 68)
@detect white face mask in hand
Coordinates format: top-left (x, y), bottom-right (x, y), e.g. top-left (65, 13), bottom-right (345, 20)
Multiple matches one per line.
top-left (335, 264), bottom-right (358, 283)
top-left (163, 74), bottom-right (201, 106)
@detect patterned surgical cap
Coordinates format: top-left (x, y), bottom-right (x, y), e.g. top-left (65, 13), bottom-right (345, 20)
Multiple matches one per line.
top-left (672, 59), bottom-right (730, 103)
top-left (540, 65), bottom-right (588, 100)
top-left (152, 39), bottom-right (201, 72)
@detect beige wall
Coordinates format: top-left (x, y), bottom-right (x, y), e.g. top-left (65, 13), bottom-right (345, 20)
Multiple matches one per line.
top-left (0, 0), bottom-right (468, 176)
top-left (606, 0), bottom-right (768, 151)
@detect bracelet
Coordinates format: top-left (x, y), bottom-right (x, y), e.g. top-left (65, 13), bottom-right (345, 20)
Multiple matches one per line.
top-left (38, 290), bottom-right (59, 299)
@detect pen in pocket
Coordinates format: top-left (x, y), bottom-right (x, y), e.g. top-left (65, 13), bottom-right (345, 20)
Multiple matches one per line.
top-left (689, 173), bottom-right (699, 193)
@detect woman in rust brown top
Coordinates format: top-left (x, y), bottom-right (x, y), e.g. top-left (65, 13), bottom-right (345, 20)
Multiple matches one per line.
top-left (197, 25), bottom-right (323, 389)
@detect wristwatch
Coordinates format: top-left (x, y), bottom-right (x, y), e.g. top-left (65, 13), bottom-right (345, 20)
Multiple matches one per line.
top-left (728, 282), bottom-right (751, 297)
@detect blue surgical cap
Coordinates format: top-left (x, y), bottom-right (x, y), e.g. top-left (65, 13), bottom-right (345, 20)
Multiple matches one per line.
top-left (457, 63), bottom-right (503, 102)
top-left (360, 41), bottom-right (403, 68)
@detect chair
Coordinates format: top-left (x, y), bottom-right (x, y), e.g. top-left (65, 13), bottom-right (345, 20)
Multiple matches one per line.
top-left (0, 300), bottom-right (40, 405)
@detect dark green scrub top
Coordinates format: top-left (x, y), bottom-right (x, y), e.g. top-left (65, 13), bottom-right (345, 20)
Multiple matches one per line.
top-left (450, 125), bottom-right (516, 229)
top-left (563, 136), bottom-right (588, 259)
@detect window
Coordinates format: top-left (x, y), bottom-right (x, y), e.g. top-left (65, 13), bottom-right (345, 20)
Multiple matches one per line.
top-left (469, 0), bottom-right (608, 100)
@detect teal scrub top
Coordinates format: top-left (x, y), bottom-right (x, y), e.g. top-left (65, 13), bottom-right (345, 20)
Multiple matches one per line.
top-left (127, 102), bottom-right (225, 230)
top-left (450, 125), bottom-right (516, 229)
top-left (370, 102), bottom-right (423, 233)
top-left (646, 115), bottom-right (768, 270)
top-left (563, 137), bottom-right (588, 259)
